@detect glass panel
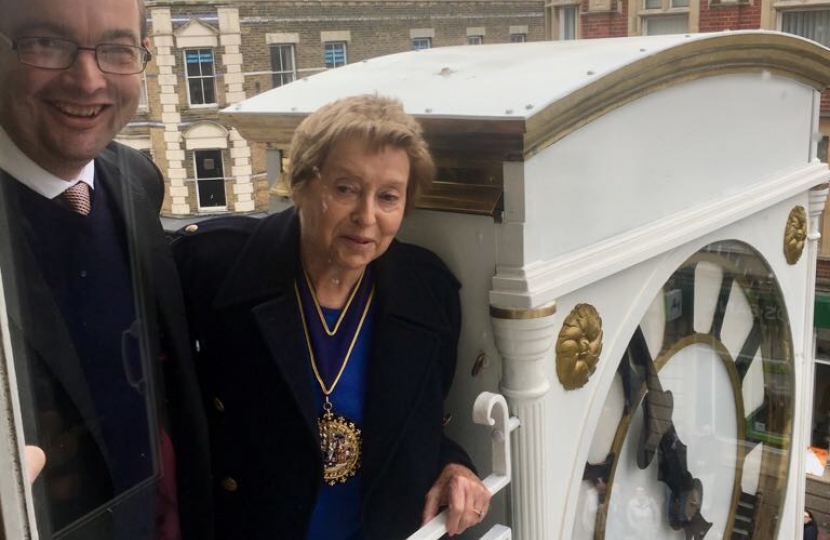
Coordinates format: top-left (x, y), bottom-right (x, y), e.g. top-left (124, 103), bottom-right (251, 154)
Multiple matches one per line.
top-left (575, 241), bottom-right (793, 540)
top-left (185, 50), bottom-right (201, 77)
top-left (644, 0), bottom-right (662, 9)
top-left (559, 6), bottom-right (578, 40)
top-left (201, 79), bottom-right (216, 106)
top-left (195, 150), bottom-right (227, 209)
top-left (781, 10), bottom-right (830, 48)
top-left (510, 33), bottom-right (527, 43)
top-left (412, 38), bottom-right (431, 50)
top-left (467, 35), bottom-right (483, 45)
top-left (0, 145), bottom-right (162, 538)
top-left (812, 362), bottom-right (830, 454)
top-left (197, 180), bottom-right (227, 209)
top-left (671, 0), bottom-right (690, 8)
top-left (189, 81), bottom-right (204, 106)
top-left (138, 75), bottom-right (148, 109)
top-left (201, 57), bottom-right (214, 77)
top-left (644, 14), bottom-right (689, 35)
top-left (270, 45), bottom-right (296, 88)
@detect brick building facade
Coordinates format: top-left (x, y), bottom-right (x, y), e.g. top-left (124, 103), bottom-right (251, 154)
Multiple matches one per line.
top-left (117, 1), bottom-right (546, 218)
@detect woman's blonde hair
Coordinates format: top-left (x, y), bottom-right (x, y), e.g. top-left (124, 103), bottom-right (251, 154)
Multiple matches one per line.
top-left (288, 94), bottom-right (435, 213)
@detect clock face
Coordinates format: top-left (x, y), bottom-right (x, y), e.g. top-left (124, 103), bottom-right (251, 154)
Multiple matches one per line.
top-left (573, 241), bottom-right (794, 540)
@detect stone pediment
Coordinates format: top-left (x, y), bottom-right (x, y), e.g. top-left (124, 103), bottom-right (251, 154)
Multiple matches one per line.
top-left (183, 121), bottom-right (229, 150)
top-left (175, 20), bottom-right (219, 48)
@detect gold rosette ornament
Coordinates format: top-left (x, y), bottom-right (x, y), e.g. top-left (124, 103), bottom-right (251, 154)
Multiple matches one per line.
top-left (556, 304), bottom-right (603, 390)
top-left (783, 206), bottom-right (807, 265)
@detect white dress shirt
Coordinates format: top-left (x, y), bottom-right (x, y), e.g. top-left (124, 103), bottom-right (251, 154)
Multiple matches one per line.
top-left (0, 125), bottom-right (95, 198)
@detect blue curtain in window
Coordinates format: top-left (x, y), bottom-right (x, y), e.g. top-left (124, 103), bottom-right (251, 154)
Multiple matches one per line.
top-left (324, 43), bottom-right (346, 67)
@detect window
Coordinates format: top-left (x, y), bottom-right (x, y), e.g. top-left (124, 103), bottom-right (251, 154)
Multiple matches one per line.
top-left (270, 44), bottom-right (296, 88)
top-left (781, 10), bottom-right (830, 48)
top-left (812, 355), bottom-right (830, 449)
top-left (467, 35), bottom-right (484, 45)
top-left (412, 37), bottom-right (432, 50)
top-left (185, 49), bottom-right (217, 106)
top-left (324, 42), bottom-right (347, 68)
top-left (641, 0), bottom-right (689, 36)
top-left (138, 74), bottom-right (148, 109)
top-left (510, 33), bottom-right (527, 43)
top-left (557, 6), bottom-right (579, 40)
top-left (643, 14), bottom-right (689, 35)
top-left (819, 136), bottom-right (829, 164)
top-left (194, 149), bottom-right (227, 210)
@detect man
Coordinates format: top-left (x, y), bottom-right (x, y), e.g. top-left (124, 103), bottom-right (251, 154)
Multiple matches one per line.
top-left (0, 0), bottom-right (211, 539)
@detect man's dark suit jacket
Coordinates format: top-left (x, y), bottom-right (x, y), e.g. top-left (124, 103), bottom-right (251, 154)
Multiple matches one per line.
top-left (0, 143), bottom-right (212, 540)
top-left (172, 208), bottom-right (474, 540)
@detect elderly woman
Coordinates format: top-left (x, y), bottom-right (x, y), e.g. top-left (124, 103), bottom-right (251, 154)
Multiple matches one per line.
top-left (173, 94), bottom-right (490, 540)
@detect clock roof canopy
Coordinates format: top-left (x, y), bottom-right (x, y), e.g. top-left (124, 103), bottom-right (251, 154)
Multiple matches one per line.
top-left (223, 31), bottom-right (830, 162)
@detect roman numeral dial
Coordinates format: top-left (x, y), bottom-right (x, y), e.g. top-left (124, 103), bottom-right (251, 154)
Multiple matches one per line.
top-left (575, 242), bottom-right (794, 540)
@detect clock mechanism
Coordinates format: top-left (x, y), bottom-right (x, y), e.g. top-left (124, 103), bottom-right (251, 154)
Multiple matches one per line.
top-left (575, 241), bottom-right (794, 540)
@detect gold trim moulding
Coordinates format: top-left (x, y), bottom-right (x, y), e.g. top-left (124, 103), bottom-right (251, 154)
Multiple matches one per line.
top-left (490, 302), bottom-right (557, 320)
top-left (416, 181), bottom-right (503, 220)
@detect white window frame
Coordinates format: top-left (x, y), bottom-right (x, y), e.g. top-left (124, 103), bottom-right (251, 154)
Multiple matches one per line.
top-left (467, 35), bottom-right (484, 45)
top-left (184, 48), bottom-right (218, 108)
top-left (193, 149), bottom-right (228, 211)
top-left (270, 44), bottom-right (297, 88)
top-left (510, 33), bottom-right (527, 43)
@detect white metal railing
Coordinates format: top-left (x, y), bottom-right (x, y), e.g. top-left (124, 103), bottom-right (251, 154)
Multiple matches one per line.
top-left (406, 392), bottom-right (520, 540)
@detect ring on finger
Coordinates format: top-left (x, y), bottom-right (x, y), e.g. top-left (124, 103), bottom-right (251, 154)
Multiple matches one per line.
top-left (473, 507), bottom-right (484, 517)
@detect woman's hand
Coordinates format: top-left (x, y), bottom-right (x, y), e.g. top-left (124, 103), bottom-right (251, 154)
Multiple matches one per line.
top-left (421, 463), bottom-right (491, 536)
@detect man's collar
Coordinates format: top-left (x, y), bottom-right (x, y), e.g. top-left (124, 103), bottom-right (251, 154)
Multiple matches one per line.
top-left (0, 125), bottom-right (95, 199)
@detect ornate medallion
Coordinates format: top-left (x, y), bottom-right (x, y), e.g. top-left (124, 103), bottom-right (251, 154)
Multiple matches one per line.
top-left (295, 268), bottom-right (374, 487)
top-left (555, 303), bottom-right (603, 390)
top-left (318, 406), bottom-right (362, 485)
top-left (783, 205), bottom-right (807, 265)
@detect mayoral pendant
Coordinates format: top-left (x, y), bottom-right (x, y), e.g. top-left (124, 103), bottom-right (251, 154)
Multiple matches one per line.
top-left (318, 404), bottom-right (362, 485)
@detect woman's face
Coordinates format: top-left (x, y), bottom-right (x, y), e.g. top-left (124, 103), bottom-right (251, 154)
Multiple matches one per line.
top-left (294, 137), bottom-right (409, 276)
top-left (805, 511), bottom-right (812, 525)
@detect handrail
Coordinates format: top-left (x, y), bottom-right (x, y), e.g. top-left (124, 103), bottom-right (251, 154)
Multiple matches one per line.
top-left (405, 392), bottom-right (520, 540)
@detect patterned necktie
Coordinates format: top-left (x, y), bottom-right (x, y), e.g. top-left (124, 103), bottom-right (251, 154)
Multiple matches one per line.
top-left (62, 182), bottom-right (91, 216)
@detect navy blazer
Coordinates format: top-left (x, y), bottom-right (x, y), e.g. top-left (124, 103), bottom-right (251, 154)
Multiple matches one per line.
top-left (0, 143), bottom-right (212, 540)
top-left (173, 208), bottom-right (474, 540)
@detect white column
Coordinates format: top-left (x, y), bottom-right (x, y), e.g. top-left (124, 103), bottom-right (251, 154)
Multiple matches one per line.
top-left (795, 184), bottom-right (829, 538)
top-left (491, 308), bottom-right (557, 540)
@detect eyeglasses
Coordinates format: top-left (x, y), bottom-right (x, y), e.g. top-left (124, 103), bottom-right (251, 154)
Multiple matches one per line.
top-left (0, 33), bottom-right (151, 75)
